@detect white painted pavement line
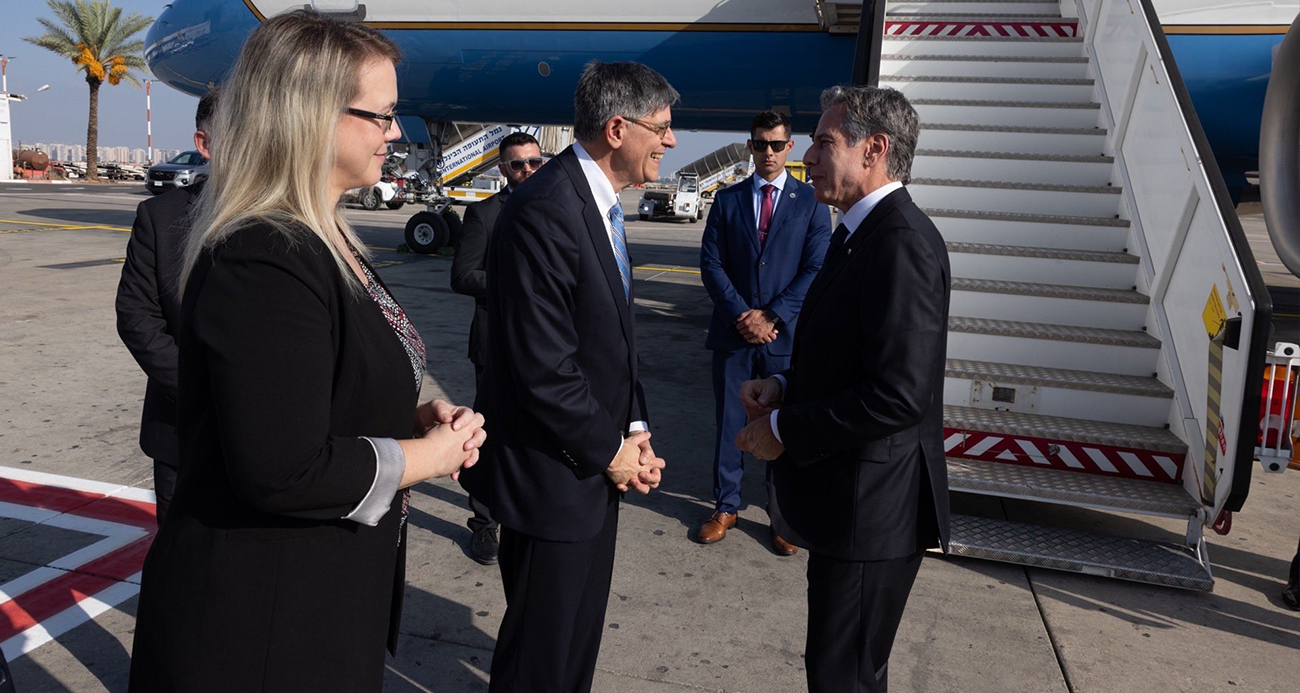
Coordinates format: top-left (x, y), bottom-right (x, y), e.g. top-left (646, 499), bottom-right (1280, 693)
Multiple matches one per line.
top-left (1, 573), bottom-right (142, 660)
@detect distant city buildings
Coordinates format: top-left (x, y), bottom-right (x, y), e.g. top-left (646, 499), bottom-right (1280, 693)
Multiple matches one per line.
top-left (26, 142), bottom-right (185, 165)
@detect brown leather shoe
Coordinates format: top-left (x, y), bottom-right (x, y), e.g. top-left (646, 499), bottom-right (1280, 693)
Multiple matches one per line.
top-left (771, 529), bottom-right (798, 556)
top-left (696, 511), bottom-right (738, 544)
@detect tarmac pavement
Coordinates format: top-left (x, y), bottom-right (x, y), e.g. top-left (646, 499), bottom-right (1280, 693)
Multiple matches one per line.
top-left (0, 183), bottom-right (1296, 692)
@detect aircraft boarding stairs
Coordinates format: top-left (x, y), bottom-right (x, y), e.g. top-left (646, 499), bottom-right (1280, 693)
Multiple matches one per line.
top-left (864, 0), bottom-right (1275, 590)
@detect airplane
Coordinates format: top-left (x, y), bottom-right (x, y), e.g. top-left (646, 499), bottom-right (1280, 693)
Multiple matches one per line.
top-left (144, 0), bottom-right (1298, 199)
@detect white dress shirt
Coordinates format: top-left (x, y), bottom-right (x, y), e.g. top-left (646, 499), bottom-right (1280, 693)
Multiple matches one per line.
top-left (751, 169), bottom-right (790, 226)
top-left (573, 141), bottom-right (625, 260)
top-left (768, 181), bottom-right (906, 443)
top-left (571, 141), bottom-right (649, 438)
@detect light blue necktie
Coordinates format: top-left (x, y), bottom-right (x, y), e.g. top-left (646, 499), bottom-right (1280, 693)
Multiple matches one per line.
top-left (609, 203), bottom-right (631, 302)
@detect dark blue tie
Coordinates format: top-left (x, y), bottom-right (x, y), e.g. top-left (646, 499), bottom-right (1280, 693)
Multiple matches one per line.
top-left (609, 203), bottom-right (631, 302)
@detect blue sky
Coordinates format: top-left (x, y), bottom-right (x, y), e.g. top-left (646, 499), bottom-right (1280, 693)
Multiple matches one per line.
top-left (4, 0), bottom-right (198, 152)
top-left (2, 0), bottom-right (747, 168)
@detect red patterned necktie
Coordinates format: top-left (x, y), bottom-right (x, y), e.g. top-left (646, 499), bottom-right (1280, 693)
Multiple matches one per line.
top-left (758, 183), bottom-right (776, 246)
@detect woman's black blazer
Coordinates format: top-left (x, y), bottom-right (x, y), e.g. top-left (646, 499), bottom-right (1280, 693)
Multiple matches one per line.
top-left (129, 223), bottom-right (417, 693)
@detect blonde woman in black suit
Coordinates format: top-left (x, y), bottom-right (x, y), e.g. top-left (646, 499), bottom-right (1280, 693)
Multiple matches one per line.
top-left (128, 10), bottom-right (485, 692)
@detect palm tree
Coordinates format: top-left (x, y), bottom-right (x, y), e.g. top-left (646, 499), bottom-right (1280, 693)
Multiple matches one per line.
top-left (23, 0), bottom-right (153, 181)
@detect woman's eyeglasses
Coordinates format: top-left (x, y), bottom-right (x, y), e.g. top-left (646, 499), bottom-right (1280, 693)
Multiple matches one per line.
top-left (346, 107), bottom-right (398, 129)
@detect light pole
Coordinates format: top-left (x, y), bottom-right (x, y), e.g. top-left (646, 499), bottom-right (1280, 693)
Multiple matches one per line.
top-left (145, 79), bottom-right (153, 165)
top-left (1, 55), bottom-right (15, 181)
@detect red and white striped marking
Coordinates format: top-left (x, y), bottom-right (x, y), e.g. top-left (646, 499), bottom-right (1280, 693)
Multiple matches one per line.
top-left (945, 428), bottom-right (1186, 483)
top-left (885, 21), bottom-right (1078, 37)
top-left (0, 467), bottom-right (155, 660)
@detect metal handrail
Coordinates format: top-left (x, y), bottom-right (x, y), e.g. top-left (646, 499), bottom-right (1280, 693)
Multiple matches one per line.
top-left (850, 0), bottom-right (887, 87)
top-left (1134, 0), bottom-right (1274, 511)
top-left (1260, 15), bottom-right (1300, 279)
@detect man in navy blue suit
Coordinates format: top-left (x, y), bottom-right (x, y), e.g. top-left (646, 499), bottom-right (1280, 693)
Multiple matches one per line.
top-left (696, 110), bottom-right (832, 553)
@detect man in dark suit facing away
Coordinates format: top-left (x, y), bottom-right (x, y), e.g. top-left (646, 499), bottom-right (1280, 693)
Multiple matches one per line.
top-left (450, 130), bottom-right (545, 565)
top-left (697, 110), bottom-right (831, 553)
top-left (459, 61), bottom-right (671, 693)
top-left (736, 85), bottom-right (951, 693)
top-left (115, 89), bottom-right (218, 525)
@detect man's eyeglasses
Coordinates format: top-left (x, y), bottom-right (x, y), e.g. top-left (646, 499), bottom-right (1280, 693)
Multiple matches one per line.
top-left (625, 116), bottom-right (673, 139)
top-left (346, 107), bottom-right (398, 130)
top-left (749, 139), bottom-right (790, 152)
top-left (505, 157), bottom-right (546, 172)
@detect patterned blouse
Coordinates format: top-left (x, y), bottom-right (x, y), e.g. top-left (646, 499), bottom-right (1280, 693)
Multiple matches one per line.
top-left (353, 251), bottom-right (426, 391)
top-left (352, 249), bottom-right (425, 541)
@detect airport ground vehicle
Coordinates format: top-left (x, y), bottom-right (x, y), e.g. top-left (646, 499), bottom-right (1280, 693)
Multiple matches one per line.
top-left (638, 173), bottom-right (703, 222)
top-left (342, 177), bottom-right (402, 211)
top-left (145, 150), bottom-right (208, 194)
top-left (145, 0), bottom-right (1300, 590)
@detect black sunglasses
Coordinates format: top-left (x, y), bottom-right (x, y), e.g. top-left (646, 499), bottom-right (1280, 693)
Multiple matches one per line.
top-left (750, 139), bottom-right (790, 152)
top-left (505, 157), bottom-right (546, 172)
top-left (346, 107), bottom-right (398, 128)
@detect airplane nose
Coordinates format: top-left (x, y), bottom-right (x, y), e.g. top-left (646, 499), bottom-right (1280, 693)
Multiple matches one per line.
top-left (145, 0), bottom-right (259, 98)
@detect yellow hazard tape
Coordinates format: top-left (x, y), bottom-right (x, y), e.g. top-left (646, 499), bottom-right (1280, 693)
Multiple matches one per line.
top-left (1201, 283), bottom-right (1229, 505)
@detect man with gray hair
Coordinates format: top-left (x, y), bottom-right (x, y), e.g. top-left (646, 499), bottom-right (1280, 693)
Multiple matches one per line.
top-left (459, 60), bottom-right (670, 693)
top-left (736, 85), bottom-right (951, 692)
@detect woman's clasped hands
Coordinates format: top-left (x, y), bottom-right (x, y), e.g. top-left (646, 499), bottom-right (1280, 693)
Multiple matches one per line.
top-left (400, 399), bottom-right (488, 485)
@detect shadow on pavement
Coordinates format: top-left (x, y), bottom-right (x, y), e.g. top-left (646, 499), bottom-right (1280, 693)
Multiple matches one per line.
top-left (17, 208), bottom-right (138, 228)
top-left (8, 596), bottom-right (138, 693)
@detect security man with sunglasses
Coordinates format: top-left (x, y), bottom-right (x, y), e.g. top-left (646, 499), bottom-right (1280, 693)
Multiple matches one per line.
top-left (697, 110), bottom-right (832, 553)
top-left (450, 130), bottom-right (546, 565)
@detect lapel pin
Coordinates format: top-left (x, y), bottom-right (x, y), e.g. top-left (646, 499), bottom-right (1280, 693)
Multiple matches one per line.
top-left (789, 192), bottom-right (796, 199)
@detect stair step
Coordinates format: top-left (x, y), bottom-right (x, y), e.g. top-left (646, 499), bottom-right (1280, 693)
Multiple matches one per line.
top-left (919, 149), bottom-right (1113, 164)
top-left (945, 359), bottom-right (1172, 398)
top-left (943, 404), bottom-right (1185, 453)
top-left (881, 54), bottom-right (1090, 79)
top-left (944, 359), bottom-right (1172, 425)
top-left (913, 150), bottom-right (1113, 187)
top-left (951, 277), bottom-right (1150, 330)
top-left (952, 277), bottom-right (1146, 303)
top-left (947, 242), bottom-right (1135, 264)
top-left (948, 316), bottom-right (1161, 376)
top-left (887, 13), bottom-right (1071, 20)
top-left (884, 17), bottom-right (1078, 39)
top-left (947, 513), bottom-right (1212, 590)
top-left (927, 208), bottom-right (1128, 228)
top-left (946, 241), bottom-right (1138, 289)
top-left (884, 35), bottom-right (1086, 59)
top-left (948, 458), bottom-right (1199, 517)
top-left (948, 316), bottom-right (1160, 349)
top-left (913, 98), bottom-right (1102, 128)
top-left (932, 212), bottom-right (1129, 253)
top-left (920, 123), bottom-right (1107, 157)
top-left (910, 178), bottom-right (1121, 217)
top-left (884, 75), bottom-right (1096, 102)
top-left (888, 0), bottom-right (1063, 11)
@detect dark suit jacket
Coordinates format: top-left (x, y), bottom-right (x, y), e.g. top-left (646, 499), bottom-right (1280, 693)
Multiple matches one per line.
top-left (129, 224), bottom-right (415, 693)
top-left (459, 146), bottom-right (648, 542)
top-left (700, 175), bottom-right (832, 355)
top-left (771, 188), bottom-right (952, 562)
top-left (115, 184), bottom-right (200, 463)
top-left (450, 190), bottom-right (507, 367)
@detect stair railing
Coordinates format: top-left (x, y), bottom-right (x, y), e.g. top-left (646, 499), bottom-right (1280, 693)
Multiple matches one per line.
top-left (850, 0), bottom-right (887, 87)
top-left (1072, 0), bottom-right (1273, 520)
